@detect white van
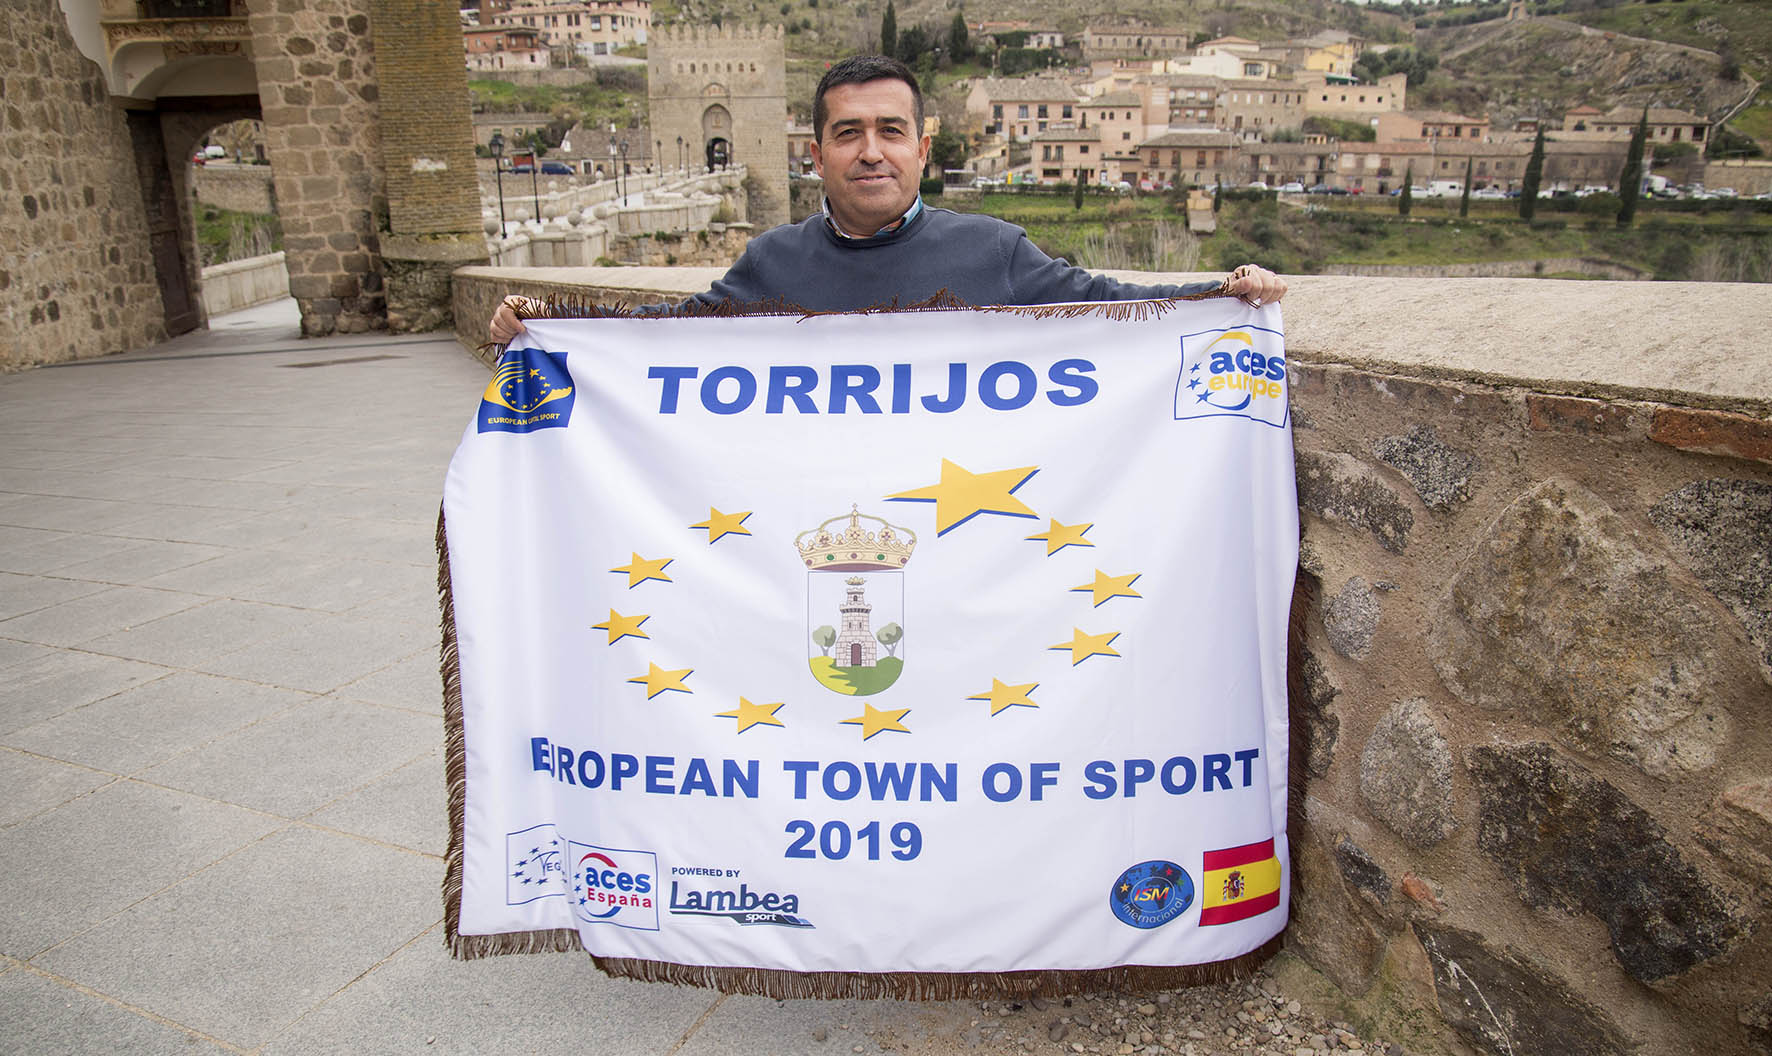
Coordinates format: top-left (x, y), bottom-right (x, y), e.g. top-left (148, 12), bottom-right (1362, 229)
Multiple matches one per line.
top-left (1425, 180), bottom-right (1463, 198)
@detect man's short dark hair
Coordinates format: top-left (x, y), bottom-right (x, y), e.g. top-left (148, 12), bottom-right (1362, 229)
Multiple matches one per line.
top-left (812, 55), bottom-right (924, 142)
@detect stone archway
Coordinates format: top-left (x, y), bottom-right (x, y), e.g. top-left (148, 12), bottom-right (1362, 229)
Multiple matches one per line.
top-left (702, 104), bottom-right (732, 169)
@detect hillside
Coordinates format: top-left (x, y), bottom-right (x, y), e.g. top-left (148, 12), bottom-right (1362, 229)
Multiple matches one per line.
top-left (1418, 16), bottom-right (1752, 128)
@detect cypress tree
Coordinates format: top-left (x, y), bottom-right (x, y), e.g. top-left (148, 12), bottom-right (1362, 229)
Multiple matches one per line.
top-left (1459, 156), bottom-right (1473, 218)
top-left (1520, 128), bottom-right (1545, 221)
top-left (948, 13), bottom-right (969, 60)
top-left (1618, 108), bottom-right (1647, 226)
top-left (1214, 177), bottom-right (1223, 212)
top-left (1399, 164), bottom-right (1413, 216)
top-left (1073, 169), bottom-right (1085, 209)
top-left (881, 1), bottom-right (897, 60)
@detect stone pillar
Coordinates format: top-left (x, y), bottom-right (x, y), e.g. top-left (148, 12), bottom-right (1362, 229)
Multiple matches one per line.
top-left (368, 0), bottom-right (489, 332)
top-left (246, 0), bottom-right (385, 336)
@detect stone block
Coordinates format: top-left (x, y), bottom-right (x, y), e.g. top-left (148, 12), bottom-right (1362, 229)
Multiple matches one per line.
top-left (1412, 922), bottom-right (1631, 1056)
top-left (1650, 407), bottom-right (1772, 464)
top-left (1371, 425), bottom-right (1479, 509)
top-left (1332, 835), bottom-right (1391, 907)
top-left (1696, 777), bottom-right (1772, 888)
top-left (1323, 575), bottom-right (1379, 659)
top-left (1744, 993), bottom-right (1772, 1055)
top-left (1286, 821), bottom-right (1386, 992)
top-left (1428, 478), bottom-right (1732, 777)
top-left (1649, 478), bottom-right (1772, 684)
top-left (1291, 645), bottom-right (1340, 779)
top-left (1360, 698), bottom-right (1457, 847)
top-left (1296, 449), bottom-right (1413, 553)
top-left (1526, 394), bottom-right (1637, 436)
top-left (1466, 742), bottom-right (1747, 982)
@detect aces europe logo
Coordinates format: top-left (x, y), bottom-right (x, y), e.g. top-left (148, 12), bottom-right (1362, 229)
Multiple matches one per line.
top-left (1174, 325), bottom-right (1287, 428)
top-left (480, 346), bottom-right (575, 433)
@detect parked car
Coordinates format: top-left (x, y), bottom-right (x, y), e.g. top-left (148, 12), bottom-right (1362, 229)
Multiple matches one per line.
top-left (1279, 181), bottom-right (1306, 193)
top-left (1471, 187), bottom-right (1507, 200)
top-left (1306, 183), bottom-right (1332, 194)
top-left (540, 161), bottom-right (574, 176)
top-left (1246, 181), bottom-right (1269, 191)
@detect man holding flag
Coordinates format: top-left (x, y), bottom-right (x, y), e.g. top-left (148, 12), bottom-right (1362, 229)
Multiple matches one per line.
top-left (490, 55), bottom-right (1285, 341)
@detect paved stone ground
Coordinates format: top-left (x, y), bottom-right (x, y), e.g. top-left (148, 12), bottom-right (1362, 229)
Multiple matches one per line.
top-left (0, 300), bottom-right (1411, 1056)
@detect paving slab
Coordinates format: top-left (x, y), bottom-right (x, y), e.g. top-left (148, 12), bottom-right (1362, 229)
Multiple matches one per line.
top-left (34, 825), bottom-right (440, 1051)
top-left (0, 748), bottom-right (114, 828)
top-left (136, 695), bottom-right (438, 818)
top-left (0, 572), bottom-right (109, 621)
top-left (0, 966), bottom-right (233, 1056)
top-left (193, 611), bottom-right (432, 693)
top-left (3, 671), bottom-right (311, 776)
top-left (334, 650), bottom-right (444, 715)
top-left (46, 540), bottom-right (234, 586)
top-left (79, 597), bottom-right (320, 668)
top-left (260, 934), bottom-right (714, 1056)
top-left (0, 779), bottom-right (283, 959)
top-left (305, 747), bottom-right (450, 859)
top-left (0, 650), bottom-right (171, 737)
top-left (0, 586), bottom-right (209, 648)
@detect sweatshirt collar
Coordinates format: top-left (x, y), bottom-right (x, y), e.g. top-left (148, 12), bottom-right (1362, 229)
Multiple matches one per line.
top-left (822, 195), bottom-right (924, 240)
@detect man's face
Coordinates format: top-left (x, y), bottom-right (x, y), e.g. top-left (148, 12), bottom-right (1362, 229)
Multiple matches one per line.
top-left (810, 79), bottom-right (930, 237)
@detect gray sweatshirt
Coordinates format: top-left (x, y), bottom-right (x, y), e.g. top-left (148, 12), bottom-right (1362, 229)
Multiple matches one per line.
top-left (686, 206), bottom-right (1220, 312)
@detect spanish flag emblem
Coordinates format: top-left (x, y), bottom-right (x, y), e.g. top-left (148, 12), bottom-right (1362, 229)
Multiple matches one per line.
top-left (1199, 838), bottom-right (1282, 926)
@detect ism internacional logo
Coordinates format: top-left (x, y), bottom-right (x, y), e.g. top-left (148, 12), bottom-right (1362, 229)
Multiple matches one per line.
top-left (1174, 325), bottom-right (1287, 428)
top-left (479, 346), bottom-right (575, 433)
top-left (1109, 860), bottom-right (1195, 929)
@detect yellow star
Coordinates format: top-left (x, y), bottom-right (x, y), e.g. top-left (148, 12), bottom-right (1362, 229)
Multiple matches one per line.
top-left (967, 678), bottom-right (1039, 717)
top-left (1049, 628), bottom-right (1121, 666)
top-left (1072, 569), bottom-right (1143, 607)
top-left (714, 696), bottom-right (785, 733)
top-left (1026, 518), bottom-right (1094, 556)
top-left (838, 702), bottom-right (912, 740)
top-left (627, 662), bottom-right (692, 699)
top-left (885, 458), bottom-right (1039, 536)
top-left (591, 609), bottom-right (650, 645)
top-left (610, 552), bottom-right (672, 588)
top-left (690, 507), bottom-right (753, 544)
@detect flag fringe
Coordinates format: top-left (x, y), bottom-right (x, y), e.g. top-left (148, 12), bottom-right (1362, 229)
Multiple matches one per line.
top-left (476, 285), bottom-right (1234, 358)
top-left (435, 396), bottom-right (1288, 996)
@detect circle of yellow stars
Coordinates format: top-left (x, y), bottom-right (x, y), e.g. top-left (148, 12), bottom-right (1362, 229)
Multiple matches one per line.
top-left (598, 463), bottom-right (1143, 740)
top-left (886, 457), bottom-right (1143, 725)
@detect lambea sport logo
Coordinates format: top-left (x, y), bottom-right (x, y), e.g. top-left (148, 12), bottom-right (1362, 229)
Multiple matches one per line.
top-left (1174, 325), bottom-right (1288, 428)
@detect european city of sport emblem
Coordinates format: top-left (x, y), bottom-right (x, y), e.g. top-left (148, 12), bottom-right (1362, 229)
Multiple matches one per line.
top-left (795, 506), bottom-right (915, 700)
top-left (479, 346), bottom-right (575, 433)
top-left (1174, 325), bottom-right (1288, 428)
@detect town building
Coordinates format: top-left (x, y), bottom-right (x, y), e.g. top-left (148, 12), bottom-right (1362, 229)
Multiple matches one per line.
top-left (1303, 71), bottom-right (1407, 120)
top-left (1125, 129), bottom-right (1240, 189)
top-left (495, 0), bottom-right (650, 58)
top-left (1246, 140), bottom-right (1340, 188)
top-left (1377, 109), bottom-right (1491, 142)
top-left (1559, 105), bottom-right (1710, 147)
top-left (968, 76), bottom-right (1082, 140)
top-left (1216, 79), bottom-right (1308, 137)
top-left (647, 24), bottom-right (789, 226)
top-left (463, 25), bottom-right (548, 71)
top-left (1082, 24), bottom-right (1193, 63)
top-left (1032, 126), bottom-right (1103, 184)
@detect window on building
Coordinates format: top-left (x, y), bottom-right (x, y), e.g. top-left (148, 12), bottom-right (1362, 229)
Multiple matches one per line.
top-left (993, 105), bottom-right (1003, 120)
top-left (1038, 121), bottom-right (1047, 132)
top-left (1196, 150), bottom-right (1206, 165)
top-left (1042, 145), bottom-right (1051, 160)
top-left (1122, 131), bottom-right (1131, 140)
top-left (1037, 105), bottom-right (1049, 119)
top-left (1080, 145), bottom-right (1089, 154)
top-left (1018, 105), bottom-right (1029, 119)
top-left (1062, 105), bottom-right (1072, 119)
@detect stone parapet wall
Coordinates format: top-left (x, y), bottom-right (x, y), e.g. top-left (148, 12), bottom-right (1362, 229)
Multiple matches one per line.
top-left (2, 0), bottom-right (167, 370)
top-left (192, 164), bottom-right (277, 215)
top-left (448, 268), bottom-right (1772, 1055)
top-left (1326, 257), bottom-right (1647, 280)
top-left (200, 251), bottom-right (289, 315)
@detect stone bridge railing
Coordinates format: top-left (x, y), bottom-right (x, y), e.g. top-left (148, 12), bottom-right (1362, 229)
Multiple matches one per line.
top-left (449, 267), bottom-right (1772, 1056)
top-left (478, 167), bottom-right (749, 269)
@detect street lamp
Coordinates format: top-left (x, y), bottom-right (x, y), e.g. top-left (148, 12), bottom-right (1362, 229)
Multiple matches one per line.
top-left (488, 132), bottom-right (507, 235)
top-left (525, 140), bottom-right (539, 222)
top-left (618, 139), bottom-right (630, 205)
top-left (676, 135), bottom-right (684, 172)
top-left (656, 139), bottom-right (662, 177)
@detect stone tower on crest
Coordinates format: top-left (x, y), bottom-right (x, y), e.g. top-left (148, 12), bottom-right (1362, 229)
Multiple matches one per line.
top-left (648, 24), bottom-right (789, 229)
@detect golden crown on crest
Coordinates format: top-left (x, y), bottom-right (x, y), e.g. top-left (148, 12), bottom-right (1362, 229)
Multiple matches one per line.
top-left (794, 505), bottom-right (917, 572)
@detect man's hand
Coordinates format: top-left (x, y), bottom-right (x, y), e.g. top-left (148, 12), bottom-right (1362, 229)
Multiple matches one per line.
top-left (1226, 265), bottom-right (1287, 309)
top-left (489, 295), bottom-right (538, 344)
